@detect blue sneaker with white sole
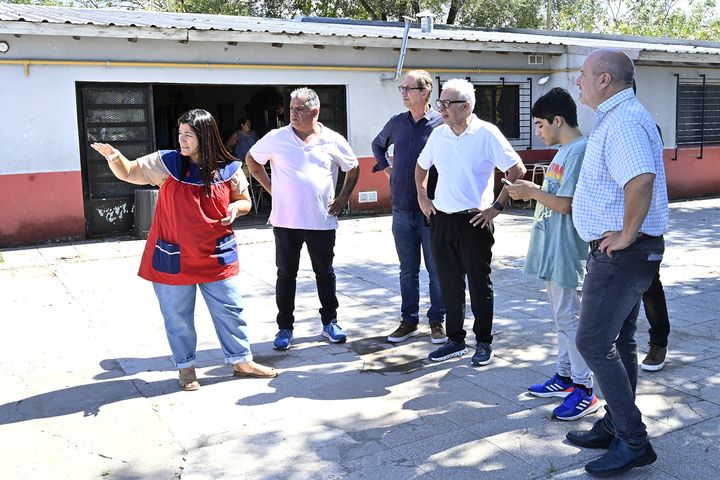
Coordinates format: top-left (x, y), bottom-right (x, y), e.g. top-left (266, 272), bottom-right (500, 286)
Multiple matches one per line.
top-left (428, 340), bottom-right (468, 362)
top-left (528, 373), bottom-right (574, 398)
top-left (552, 387), bottom-right (601, 421)
top-left (273, 329), bottom-right (293, 350)
top-left (321, 322), bottom-right (347, 343)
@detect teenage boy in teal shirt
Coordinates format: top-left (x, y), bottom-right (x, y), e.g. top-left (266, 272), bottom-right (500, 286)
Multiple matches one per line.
top-left (506, 87), bottom-right (598, 421)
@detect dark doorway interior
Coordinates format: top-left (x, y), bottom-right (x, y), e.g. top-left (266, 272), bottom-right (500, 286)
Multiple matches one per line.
top-left (152, 84), bottom-right (347, 151)
top-left (78, 81), bottom-right (349, 237)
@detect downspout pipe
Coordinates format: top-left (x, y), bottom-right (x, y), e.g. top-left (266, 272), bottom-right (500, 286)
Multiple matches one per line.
top-left (381, 16), bottom-right (413, 82)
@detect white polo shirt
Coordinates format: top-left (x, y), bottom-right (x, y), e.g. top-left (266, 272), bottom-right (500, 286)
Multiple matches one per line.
top-left (417, 115), bottom-right (521, 213)
top-left (249, 124), bottom-right (358, 230)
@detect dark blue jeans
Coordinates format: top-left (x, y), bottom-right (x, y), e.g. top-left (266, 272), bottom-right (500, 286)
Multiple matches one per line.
top-left (576, 235), bottom-right (664, 445)
top-left (274, 227), bottom-right (338, 329)
top-left (392, 209), bottom-right (445, 325)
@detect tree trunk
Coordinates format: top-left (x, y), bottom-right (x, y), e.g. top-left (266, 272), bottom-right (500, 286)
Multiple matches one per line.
top-left (447, 0), bottom-right (464, 25)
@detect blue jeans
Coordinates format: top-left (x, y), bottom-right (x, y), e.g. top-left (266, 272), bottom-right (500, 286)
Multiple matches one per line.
top-left (153, 276), bottom-right (253, 368)
top-left (392, 209), bottom-right (445, 325)
top-left (576, 235), bottom-right (664, 445)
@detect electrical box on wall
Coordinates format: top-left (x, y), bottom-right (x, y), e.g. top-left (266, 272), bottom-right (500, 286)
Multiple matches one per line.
top-left (358, 191), bottom-right (378, 203)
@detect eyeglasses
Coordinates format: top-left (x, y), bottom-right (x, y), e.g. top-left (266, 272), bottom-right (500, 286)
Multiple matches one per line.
top-left (397, 86), bottom-right (424, 93)
top-left (435, 99), bottom-right (467, 109)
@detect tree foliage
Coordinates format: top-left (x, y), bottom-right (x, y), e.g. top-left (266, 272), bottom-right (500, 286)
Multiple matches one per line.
top-left (2, 0), bottom-right (719, 40)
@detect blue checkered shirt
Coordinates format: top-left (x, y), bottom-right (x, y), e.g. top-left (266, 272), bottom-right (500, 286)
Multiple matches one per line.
top-left (572, 88), bottom-right (669, 242)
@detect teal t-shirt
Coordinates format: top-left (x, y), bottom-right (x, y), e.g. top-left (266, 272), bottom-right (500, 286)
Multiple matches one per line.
top-left (524, 136), bottom-right (589, 290)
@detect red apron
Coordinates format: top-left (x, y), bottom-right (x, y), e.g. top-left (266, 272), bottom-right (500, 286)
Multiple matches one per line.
top-left (138, 150), bottom-right (240, 285)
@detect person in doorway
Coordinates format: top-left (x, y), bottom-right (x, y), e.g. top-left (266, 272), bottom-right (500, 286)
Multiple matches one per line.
top-left (569, 48), bottom-right (668, 476)
top-left (91, 109), bottom-right (277, 392)
top-left (506, 87), bottom-right (598, 421)
top-left (225, 117), bottom-right (258, 164)
top-left (415, 78), bottom-right (526, 366)
top-left (246, 87), bottom-right (360, 350)
top-left (371, 70), bottom-right (446, 345)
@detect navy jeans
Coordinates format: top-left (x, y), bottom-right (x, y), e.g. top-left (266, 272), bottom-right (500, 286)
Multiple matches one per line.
top-left (576, 235), bottom-right (664, 445)
top-left (274, 227), bottom-right (338, 329)
top-left (392, 209), bottom-right (445, 325)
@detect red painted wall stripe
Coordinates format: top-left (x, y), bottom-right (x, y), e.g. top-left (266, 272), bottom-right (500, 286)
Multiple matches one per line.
top-left (0, 171), bottom-right (85, 247)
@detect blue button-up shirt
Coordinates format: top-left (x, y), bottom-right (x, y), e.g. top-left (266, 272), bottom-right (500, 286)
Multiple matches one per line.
top-left (572, 88), bottom-right (669, 241)
top-left (371, 109), bottom-right (443, 210)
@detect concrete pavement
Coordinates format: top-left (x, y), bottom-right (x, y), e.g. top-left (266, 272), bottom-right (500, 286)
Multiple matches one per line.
top-left (1, 198), bottom-right (719, 480)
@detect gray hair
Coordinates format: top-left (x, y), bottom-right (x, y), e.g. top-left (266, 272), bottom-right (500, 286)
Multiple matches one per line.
top-left (442, 78), bottom-right (476, 110)
top-left (290, 87), bottom-right (320, 110)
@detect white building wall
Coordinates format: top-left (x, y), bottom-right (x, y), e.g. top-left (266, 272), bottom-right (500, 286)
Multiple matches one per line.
top-left (1, 33), bottom-right (557, 177)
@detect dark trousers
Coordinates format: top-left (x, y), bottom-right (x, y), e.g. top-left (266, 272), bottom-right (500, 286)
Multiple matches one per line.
top-left (430, 211), bottom-right (495, 345)
top-left (274, 227), bottom-right (338, 329)
top-left (576, 235), bottom-right (664, 445)
top-left (642, 272), bottom-right (670, 347)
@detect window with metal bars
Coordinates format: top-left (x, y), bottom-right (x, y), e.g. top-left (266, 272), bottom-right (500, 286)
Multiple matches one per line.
top-left (437, 77), bottom-right (532, 150)
top-left (674, 75), bottom-right (720, 159)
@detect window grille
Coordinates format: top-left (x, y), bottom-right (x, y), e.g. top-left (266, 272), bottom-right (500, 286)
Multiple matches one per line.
top-left (674, 74), bottom-right (720, 160)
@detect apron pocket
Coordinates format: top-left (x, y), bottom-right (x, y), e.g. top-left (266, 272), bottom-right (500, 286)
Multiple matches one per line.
top-left (152, 238), bottom-right (181, 274)
top-left (215, 233), bottom-right (238, 266)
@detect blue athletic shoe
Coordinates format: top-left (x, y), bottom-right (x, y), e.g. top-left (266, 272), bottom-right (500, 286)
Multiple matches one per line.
top-left (273, 329), bottom-right (293, 350)
top-left (428, 340), bottom-right (468, 362)
top-left (471, 342), bottom-right (493, 366)
top-left (528, 373), bottom-right (574, 398)
top-left (321, 322), bottom-right (347, 343)
top-left (552, 387), bottom-right (601, 421)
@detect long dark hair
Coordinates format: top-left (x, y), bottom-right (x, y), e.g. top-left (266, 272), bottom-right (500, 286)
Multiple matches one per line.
top-left (177, 109), bottom-right (236, 196)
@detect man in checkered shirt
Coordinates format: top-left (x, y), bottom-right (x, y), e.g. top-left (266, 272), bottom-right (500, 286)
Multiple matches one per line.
top-left (566, 49), bottom-right (668, 477)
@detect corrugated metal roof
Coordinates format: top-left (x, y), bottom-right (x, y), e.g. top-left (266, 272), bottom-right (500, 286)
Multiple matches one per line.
top-left (2, 4), bottom-right (720, 57)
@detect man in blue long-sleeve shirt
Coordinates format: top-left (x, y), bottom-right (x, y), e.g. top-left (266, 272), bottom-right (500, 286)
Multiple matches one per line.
top-left (371, 70), bottom-right (447, 344)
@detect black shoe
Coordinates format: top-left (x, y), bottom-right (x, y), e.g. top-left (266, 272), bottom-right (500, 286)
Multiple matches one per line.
top-left (585, 438), bottom-right (657, 477)
top-left (566, 418), bottom-right (615, 449)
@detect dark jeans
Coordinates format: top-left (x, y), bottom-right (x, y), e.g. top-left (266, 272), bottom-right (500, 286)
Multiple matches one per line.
top-left (430, 211), bottom-right (494, 345)
top-left (274, 227), bottom-right (338, 329)
top-left (576, 235), bottom-right (664, 445)
top-left (642, 272), bottom-right (670, 347)
top-left (392, 209), bottom-right (445, 325)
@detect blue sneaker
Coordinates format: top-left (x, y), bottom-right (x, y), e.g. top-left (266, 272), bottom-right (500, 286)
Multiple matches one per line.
top-left (471, 342), bottom-right (493, 366)
top-left (321, 322), bottom-right (347, 343)
top-left (428, 340), bottom-right (468, 362)
top-left (528, 373), bottom-right (574, 398)
top-left (273, 329), bottom-right (293, 350)
top-left (552, 387), bottom-right (601, 421)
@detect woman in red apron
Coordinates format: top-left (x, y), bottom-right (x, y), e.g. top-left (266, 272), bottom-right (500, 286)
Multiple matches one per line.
top-left (92, 109), bottom-right (276, 391)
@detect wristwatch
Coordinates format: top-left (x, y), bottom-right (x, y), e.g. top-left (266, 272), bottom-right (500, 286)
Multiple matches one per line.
top-left (492, 201), bottom-right (504, 212)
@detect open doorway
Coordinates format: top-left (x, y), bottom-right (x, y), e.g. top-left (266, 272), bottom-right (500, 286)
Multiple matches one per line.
top-left (152, 83), bottom-right (348, 220)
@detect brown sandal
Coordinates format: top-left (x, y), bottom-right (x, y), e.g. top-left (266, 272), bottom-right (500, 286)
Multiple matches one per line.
top-left (233, 361), bottom-right (278, 378)
top-left (178, 367), bottom-right (200, 391)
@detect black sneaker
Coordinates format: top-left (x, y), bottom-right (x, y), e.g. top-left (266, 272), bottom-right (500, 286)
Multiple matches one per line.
top-left (471, 342), bottom-right (493, 366)
top-left (641, 343), bottom-right (667, 371)
top-left (387, 320), bottom-right (419, 343)
top-left (428, 340), bottom-right (468, 362)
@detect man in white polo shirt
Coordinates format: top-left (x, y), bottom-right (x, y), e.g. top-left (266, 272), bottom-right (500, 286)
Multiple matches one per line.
top-left (247, 87), bottom-right (360, 350)
top-left (415, 78), bottom-right (526, 365)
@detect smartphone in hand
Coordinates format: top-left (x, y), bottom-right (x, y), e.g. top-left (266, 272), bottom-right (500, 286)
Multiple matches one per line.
top-left (500, 178), bottom-right (514, 186)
